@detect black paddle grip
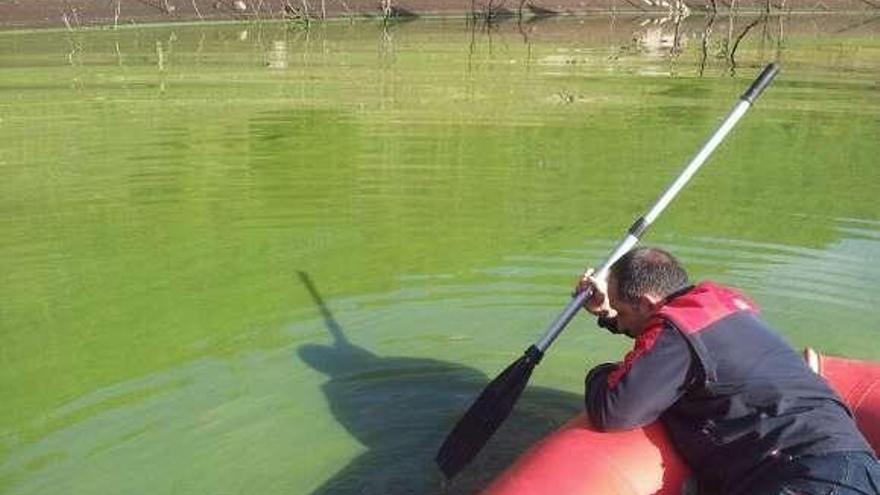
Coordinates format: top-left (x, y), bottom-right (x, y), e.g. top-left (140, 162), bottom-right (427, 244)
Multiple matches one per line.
top-left (524, 344), bottom-right (544, 365)
top-left (740, 63), bottom-right (780, 104)
top-left (628, 216), bottom-right (648, 239)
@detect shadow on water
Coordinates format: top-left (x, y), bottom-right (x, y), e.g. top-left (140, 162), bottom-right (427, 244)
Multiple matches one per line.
top-left (296, 271), bottom-right (583, 495)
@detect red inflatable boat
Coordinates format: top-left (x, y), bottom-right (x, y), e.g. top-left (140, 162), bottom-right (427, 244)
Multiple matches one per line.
top-left (480, 349), bottom-right (880, 495)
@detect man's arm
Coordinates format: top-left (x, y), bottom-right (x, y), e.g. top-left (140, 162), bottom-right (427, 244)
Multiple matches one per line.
top-left (585, 323), bottom-right (693, 431)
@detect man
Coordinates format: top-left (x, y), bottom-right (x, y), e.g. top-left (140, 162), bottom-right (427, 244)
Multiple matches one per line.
top-left (576, 247), bottom-right (880, 495)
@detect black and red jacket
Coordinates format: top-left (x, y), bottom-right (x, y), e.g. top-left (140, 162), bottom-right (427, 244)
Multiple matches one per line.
top-left (585, 281), bottom-right (873, 494)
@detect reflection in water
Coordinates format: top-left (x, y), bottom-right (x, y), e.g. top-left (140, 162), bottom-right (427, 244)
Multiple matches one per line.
top-left (636, 20), bottom-right (685, 57)
top-left (40, 13), bottom-right (880, 84)
top-left (268, 40), bottom-right (288, 69)
top-left (297, 272), bottom-right (582, 494)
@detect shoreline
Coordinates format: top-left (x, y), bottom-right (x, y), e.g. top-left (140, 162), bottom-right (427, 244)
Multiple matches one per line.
top-left (1, 0), bottom-right (878, 30)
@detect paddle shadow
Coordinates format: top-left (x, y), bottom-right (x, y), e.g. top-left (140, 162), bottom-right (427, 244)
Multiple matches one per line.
top-left (297, 271), bottom-right (583, 495)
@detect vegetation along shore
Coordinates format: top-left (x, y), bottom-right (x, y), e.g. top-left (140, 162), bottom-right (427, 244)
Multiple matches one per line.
top-left (1, 0), bottom-right (879, 30)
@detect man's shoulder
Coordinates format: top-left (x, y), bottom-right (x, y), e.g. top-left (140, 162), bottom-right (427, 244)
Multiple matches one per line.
top-left (638, 319), bottom-right (690, 351)
top-left (655, 281), bottom-right (761, 335)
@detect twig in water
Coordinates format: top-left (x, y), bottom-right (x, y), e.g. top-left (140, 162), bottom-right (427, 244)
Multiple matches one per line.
top-left (61, 3), bottom-right (84, 65)
top-left (616, 0), bottom-right (648, 12)
top-left (191, 0), bottom-right (204, 19)
top-left (248, 0), bottom-right (261, 21)
top-left (723, 0), bottom-right (737, 59)
top-left (156, 40), bottom-right (165, 71)
top-left (729, 15), bottom-right (762, 70)
top-left (776, 13), bottom-right (785, 59)
top-left (336, 0), bottom-right (353, 20)
top-left (382, 0), bottom-right (392, 25)
top-left (134, 0), bottom-right (175, 14)
top-left (833, 14), bottom-right (880, 34)
top-left (671, 7), bottom-right (683, 57)
top-left (71, 3), bottom-right (81, 25)
top-left (283, 0), bottom-right (312, 28)
top-left (300, 0), bottom-right (312, 25)
top-left (61, 0), bottom-right (82, 28)
top-left (699, 12), bottom-right (716, 76)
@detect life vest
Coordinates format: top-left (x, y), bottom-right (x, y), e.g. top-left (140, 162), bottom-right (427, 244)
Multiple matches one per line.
top-left (654, 282), bottom-right (873, 494)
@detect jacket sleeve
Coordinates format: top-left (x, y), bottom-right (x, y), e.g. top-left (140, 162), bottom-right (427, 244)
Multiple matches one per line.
top-left (584, 324), bottom-right (694, 431)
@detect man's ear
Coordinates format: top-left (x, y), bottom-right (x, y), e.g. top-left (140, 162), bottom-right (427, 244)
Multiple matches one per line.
top-left (640, 293), bottom-right (663, 312)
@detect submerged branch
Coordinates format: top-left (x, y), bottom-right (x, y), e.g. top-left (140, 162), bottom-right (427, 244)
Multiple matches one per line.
top-left (729, 15), bottom-right (764, 70)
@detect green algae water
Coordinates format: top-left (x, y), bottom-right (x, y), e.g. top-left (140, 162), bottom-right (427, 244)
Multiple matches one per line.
top-left (1, 14), bottom-right (879, 494)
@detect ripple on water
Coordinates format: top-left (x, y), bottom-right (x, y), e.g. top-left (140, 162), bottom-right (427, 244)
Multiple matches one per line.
top-left (677, 222), bottom-right (880, 312)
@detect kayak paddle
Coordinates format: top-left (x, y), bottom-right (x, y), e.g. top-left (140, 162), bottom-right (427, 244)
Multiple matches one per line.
top-left (435, 63), bottom-right (780, 479)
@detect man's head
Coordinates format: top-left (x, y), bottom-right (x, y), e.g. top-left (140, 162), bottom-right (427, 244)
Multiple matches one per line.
top-left (607, 247), bottom-right (689, 338)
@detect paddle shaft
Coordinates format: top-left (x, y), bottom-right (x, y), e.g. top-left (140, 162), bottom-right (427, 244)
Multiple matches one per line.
top-left (534, 63), bottom-right (779, 353)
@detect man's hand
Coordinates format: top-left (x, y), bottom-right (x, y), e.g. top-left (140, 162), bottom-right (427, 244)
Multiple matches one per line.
top-left (575, 269), bottom-right (618, 319)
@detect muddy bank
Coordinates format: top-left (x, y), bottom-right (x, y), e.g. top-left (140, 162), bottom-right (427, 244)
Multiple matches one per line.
top-left (1, 0), bottom-right (878, 29)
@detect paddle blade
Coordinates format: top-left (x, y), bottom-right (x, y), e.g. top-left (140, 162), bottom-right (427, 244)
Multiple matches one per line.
top-left (435, 345), bottom-right (543, 479)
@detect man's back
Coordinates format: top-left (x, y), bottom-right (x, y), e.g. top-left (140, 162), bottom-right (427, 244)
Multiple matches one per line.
top-left (581, 248), bottom-right (879, 495)
top-left (585, 281), bottom-right (874, 494)
top-left (656, 283), bottom-right (871, 494)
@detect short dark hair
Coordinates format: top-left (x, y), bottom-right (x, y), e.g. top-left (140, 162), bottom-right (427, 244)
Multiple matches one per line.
top-left (609, 247), bottom-right (689, 304)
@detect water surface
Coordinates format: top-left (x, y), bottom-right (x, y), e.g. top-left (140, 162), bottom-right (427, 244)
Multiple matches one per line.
top-left (1, 14), bottom-right (879, 494)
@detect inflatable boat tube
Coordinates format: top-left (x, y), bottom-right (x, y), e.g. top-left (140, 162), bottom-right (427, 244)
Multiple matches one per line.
top-left (479, 349), bottom-right (880, 495)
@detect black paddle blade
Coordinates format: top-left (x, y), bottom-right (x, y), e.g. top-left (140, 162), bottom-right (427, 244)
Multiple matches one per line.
top-left (435, 345), bottom-right (544, 479)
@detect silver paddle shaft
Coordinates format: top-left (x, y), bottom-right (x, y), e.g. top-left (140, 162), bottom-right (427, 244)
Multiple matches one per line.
top-left (534, 64), bottom-right (779, 353)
